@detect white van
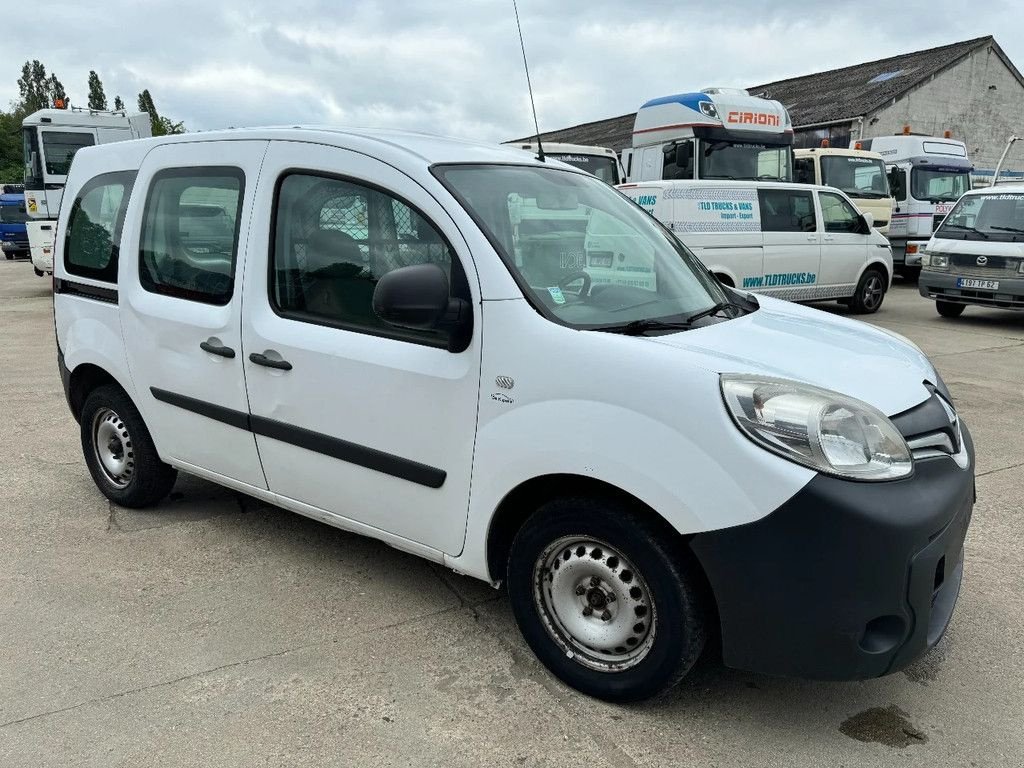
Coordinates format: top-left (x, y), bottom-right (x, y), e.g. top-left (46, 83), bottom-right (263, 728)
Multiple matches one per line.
top-left (55, 128), bottom-right (973, 702)
top-left (918, 184), bottom-right (1024, 316)
top-left (618, 180), bottom-right (893, 313)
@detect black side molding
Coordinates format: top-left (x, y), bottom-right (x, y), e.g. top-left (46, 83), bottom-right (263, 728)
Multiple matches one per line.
top-left (54, 278), bottom-right (118, 304)
top-left (150, 387), bottom-right (251, 431)
top-left (149, 387), bottom-right (446, 489)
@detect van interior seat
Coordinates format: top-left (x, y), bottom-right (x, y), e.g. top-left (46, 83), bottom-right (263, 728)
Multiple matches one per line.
top-left (302, 229), bottom-right (378, 326)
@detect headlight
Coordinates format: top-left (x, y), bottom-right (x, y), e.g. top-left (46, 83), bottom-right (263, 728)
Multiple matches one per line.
top-left (1018, 259), bottom-right (1024, 274)
top-left (721, 375), bottom-right (912, 481)
top-left (927, 252), bottom-right (948, 269)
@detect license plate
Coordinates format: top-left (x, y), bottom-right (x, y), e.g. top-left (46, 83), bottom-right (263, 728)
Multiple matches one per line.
top-left (957, 278), bottom-right (999, 290)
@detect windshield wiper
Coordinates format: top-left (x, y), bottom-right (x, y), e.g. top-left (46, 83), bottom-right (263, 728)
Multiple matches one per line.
top-left (684, 301), bottom-right (745, 324)
top-left (597, 319), bottom-right (694, 336)
top-left (941, 223), bottom-right (989, 239)
top-left (989, 225), bottom-right (1024, 234)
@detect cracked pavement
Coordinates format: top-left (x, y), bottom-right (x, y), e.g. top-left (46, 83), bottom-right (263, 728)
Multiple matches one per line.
top-left (1, 262), bottom-right (1022, 767)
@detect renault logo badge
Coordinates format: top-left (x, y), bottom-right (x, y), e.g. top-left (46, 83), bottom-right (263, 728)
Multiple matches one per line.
top-left (976, 255), bottom-right (988, 266)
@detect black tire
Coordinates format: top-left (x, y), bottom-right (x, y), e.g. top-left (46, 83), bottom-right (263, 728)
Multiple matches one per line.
top-left (80, 384), bottom-right (177, 508)
top-left (4, 252), bottom-right (12, 261)
top-left (33, 267), bottom-right (43, 277)
top-left (936, 300), bottom-right (966, 318)
top-left (898, 266), bottom-right (922, 282)
top-left (507, 497), bottom-right (707, 702)
top-left (848, 267), bottom-right (887, 314)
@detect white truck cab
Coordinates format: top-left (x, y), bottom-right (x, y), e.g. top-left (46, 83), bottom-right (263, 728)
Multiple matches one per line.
top-left (859, 133), bottom-right (972, 278)
top-left (793, 146), bottom-right (895, 234)
top-left (622, 88), bottom-right (793, 184)
top-left (504, 141), bottom-right (624, 185)
top-left (22, 107), bottom-right (151, 276)
top-left (618, 179), bottom-right (893, 313)
top-left (919, 184), bottom-right (1024, 316)
top-left (55, 127), bottom-right (973, 702)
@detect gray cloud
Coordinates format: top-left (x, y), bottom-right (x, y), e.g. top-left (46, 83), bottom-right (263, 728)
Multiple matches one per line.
top-left (4, 0), bottom-right (1019, 142)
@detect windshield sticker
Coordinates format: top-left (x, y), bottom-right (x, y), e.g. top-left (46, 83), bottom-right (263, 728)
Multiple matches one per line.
top-left (742, 272), bottom-right (816, 289)
top-left (987, 194), bottom-right (1024, 200)
top-left (547, 286), bottom-right (566, 304)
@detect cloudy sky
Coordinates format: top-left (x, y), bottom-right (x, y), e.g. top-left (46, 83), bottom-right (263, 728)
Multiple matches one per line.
top-left (5, 0), bottom-right (1021, 141)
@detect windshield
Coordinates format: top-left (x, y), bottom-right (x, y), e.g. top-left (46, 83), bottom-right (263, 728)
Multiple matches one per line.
top-left (937, 192), bottom-right (1024, 241)
top-left (40, 131), bottom-right (95, 177)
top-left (910, 167), bottom-right (970, 202)
top-left (547, 153), bottom-right (621, 185)
top-left (22, 128), bottom-right (43, 188)
top-left (820, 156), bottom-right (890, 198)
top-left (699, 141), bottom-right (792, 181)
top-left (435, 164), bottom-right (731, 330)
top-left (0, 203), bottom-right (29, 223)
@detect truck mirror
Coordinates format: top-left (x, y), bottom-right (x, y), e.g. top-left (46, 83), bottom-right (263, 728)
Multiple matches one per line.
top-left (675, 143), bottom-right (693, 172)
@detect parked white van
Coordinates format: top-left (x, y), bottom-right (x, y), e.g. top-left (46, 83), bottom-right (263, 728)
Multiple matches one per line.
top-left (55, 128), bottom-right (973, 702)
top-left (618, 180), bottom-right (893, 313)
top-left (918, 184), bottom-right (1024, 316)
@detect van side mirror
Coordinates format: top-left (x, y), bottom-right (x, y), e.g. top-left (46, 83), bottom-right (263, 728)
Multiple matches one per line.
top-left (861, 212), bottom-right (874, 231)
top-left (372, 263), bottom-right (472, 351)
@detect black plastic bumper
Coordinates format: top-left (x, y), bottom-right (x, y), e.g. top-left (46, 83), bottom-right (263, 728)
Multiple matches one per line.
top-left (690, 424), bottom-right (974, 680)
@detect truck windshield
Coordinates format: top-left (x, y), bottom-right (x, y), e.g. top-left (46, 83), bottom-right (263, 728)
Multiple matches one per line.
top-left (22, 128), bottom-right (43, 188)
top-left (435, 164), bottom-right (732, 331)
top-left (937, 192), bottom-right (1024, 241)
top-left (40, 131), bottom-right (95, 176)
top-left (821, 156), bottom-right (890, 199)
top-left (547, 153), bottom-right (621, 185)
top-left (911, 167), bottom-right (970, 202)
top-left (699, 141), bottom-right (792, 182)
top-left (0, 203), bottom-right (29, 223)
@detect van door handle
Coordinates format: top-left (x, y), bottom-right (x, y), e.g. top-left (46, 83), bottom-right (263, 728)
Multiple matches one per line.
top-left (823, 235), bottom-right (836, 242)
top-left (249, 352), bottom-right (292, 371)
top-left (806, 235), bottom-right (817, 241)
top-left (200, 339), bottom-right (235, 358)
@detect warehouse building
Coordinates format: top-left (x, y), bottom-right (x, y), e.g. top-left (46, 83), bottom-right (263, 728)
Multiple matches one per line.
top-left (522, 36), bottom-right (1024, 182)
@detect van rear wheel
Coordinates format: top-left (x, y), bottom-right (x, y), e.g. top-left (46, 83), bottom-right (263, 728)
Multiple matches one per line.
top-left (80, 385), bottom-right (177, 508)
top-left (936, 300), bottom-right (966, 318)
top-left (849, 267), bottom-right (887, 314)
top-left (506, 497), bottom-right (707, 702)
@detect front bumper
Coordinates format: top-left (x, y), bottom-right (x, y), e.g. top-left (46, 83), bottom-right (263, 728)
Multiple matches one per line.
top-left (919, 271), bottom-right (1024, 310)
top-left (690, 424), bottom-right (974, 680)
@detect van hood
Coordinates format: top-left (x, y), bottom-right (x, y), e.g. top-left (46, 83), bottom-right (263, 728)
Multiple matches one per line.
top-left (648, 296), bottom-right (936, 416)
top-left (927, 235), bottom-right (1024, 258)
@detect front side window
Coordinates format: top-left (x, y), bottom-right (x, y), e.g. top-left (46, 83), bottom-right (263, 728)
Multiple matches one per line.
top-left (698, 142), bottom-right (792, 182)
top-left (938, 193), bottom-right (1024, 241)
top-left (64, 172), bottom-right (135, 281)
top-left (793, 157), bottom-right (815, 184)
top-left (271, 173), bottom-right (459, 345)
top-left (910, 168), bottom-right (970, 202)
top-left (819, 192), bottom-right (863, 233)
top-left (22, 128), bottom-right (43, 188)
top-left (139, 168), bottom-right (244, 304)
top-left (821, 156), bottom-right (890, 198)
top-left (435, 164), bottom-right (731, 331)
top-left (758, 189), bottom-right (816, 232)
top-left (40, 131), bottom-right (95, 176)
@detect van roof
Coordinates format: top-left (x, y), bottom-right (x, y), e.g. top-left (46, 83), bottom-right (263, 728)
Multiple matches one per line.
top-left (503, 141), bottom-right (617, 157)
top-left (618, 179), bottom-right (837, 193)
top-left (74, 126), bottom-right (556, 170)
top-left (963, 183), bottom-right (1024, 196)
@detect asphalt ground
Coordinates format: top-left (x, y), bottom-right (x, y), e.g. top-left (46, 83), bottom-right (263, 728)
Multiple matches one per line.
top-left (1, 261), bottom-right (1022, 767)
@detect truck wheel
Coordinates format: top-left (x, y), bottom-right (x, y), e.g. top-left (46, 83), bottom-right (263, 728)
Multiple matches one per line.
top-left (936, 300), bottom-right (966, 318)
top-left (507, 497), bottom-right (707, 702)
top-left (80, 385), bottom-right (177, 508)
top-left (4, 253), bottom-right (12, 261)
top-left (848, 268), bottom-right (887, 314)
top-left (33, 267), bottom-right (43, 277)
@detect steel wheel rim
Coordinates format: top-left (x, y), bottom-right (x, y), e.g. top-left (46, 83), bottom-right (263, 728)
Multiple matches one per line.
top-left (863, 275), bottom-right (884, 310)
top-left (91, 408), bottom-right (134, 489)
top-left (533, 536), bottom-right (656, 672)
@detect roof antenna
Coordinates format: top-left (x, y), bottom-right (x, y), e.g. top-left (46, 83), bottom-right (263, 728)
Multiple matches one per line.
top-left (512, 0), bottom-right (544, 162)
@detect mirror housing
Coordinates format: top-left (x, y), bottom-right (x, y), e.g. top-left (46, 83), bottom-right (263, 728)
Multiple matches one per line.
top-left (675, 142), bottom-right (693, 170)
top-left (372, 263), bottom-right (472, 351)
top-left (861, 211), bottom-right (874, 231)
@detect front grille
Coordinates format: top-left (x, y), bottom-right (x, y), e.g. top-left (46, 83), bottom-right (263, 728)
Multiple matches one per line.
top-left (891, 386), bottom-right (967, 468)
top-left (946, 252), bottom-right (1022, 279)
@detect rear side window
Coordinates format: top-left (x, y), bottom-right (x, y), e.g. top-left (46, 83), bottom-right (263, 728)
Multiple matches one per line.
top-left (758, 189), bottom-right (816, 232)
top-left (820, 192), bottom-right (863, 233)
top-left (64, 171), bottom-right (135, 282)
top-left (139, 167), bottom-right (244, 305)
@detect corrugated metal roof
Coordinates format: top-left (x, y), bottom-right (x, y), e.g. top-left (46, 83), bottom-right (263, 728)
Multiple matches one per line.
top-left (514, 36), bottom-right (1002, 152)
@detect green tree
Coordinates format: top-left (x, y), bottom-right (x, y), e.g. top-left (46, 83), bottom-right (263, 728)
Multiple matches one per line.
top-left (87, 71), bottom-right (107, 111)
top-left (49, 75), bottom-right (69, 108)
top-left (0, 110), bottom-right (26, 183)
top-left (113, 95), bottom-right (125, 111)
top-left (16, 61), bottom-right (69, 111)
top-left (137, 89), bottom-right (185, 136)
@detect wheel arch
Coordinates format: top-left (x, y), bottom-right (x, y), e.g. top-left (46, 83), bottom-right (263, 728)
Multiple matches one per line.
top-left (67, 363), bottom-right (131, 422)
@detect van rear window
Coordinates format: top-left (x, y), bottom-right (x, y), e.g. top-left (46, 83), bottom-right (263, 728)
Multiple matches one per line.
top-left (64, 171), bottom-right (136, 283)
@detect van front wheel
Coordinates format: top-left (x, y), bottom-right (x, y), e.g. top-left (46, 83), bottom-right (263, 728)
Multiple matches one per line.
top-left (936, 300), bottom-right (966, 318)
top-left (849, 268), bottom-right (887, 314)
top-left (80, 385), bottom-right (177, 508)
top-left (507, 498), bottom-right (707, 702)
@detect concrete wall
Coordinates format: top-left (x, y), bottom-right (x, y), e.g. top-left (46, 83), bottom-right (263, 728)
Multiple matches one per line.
top-left (864, 44), bottom-right (1024, 181)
